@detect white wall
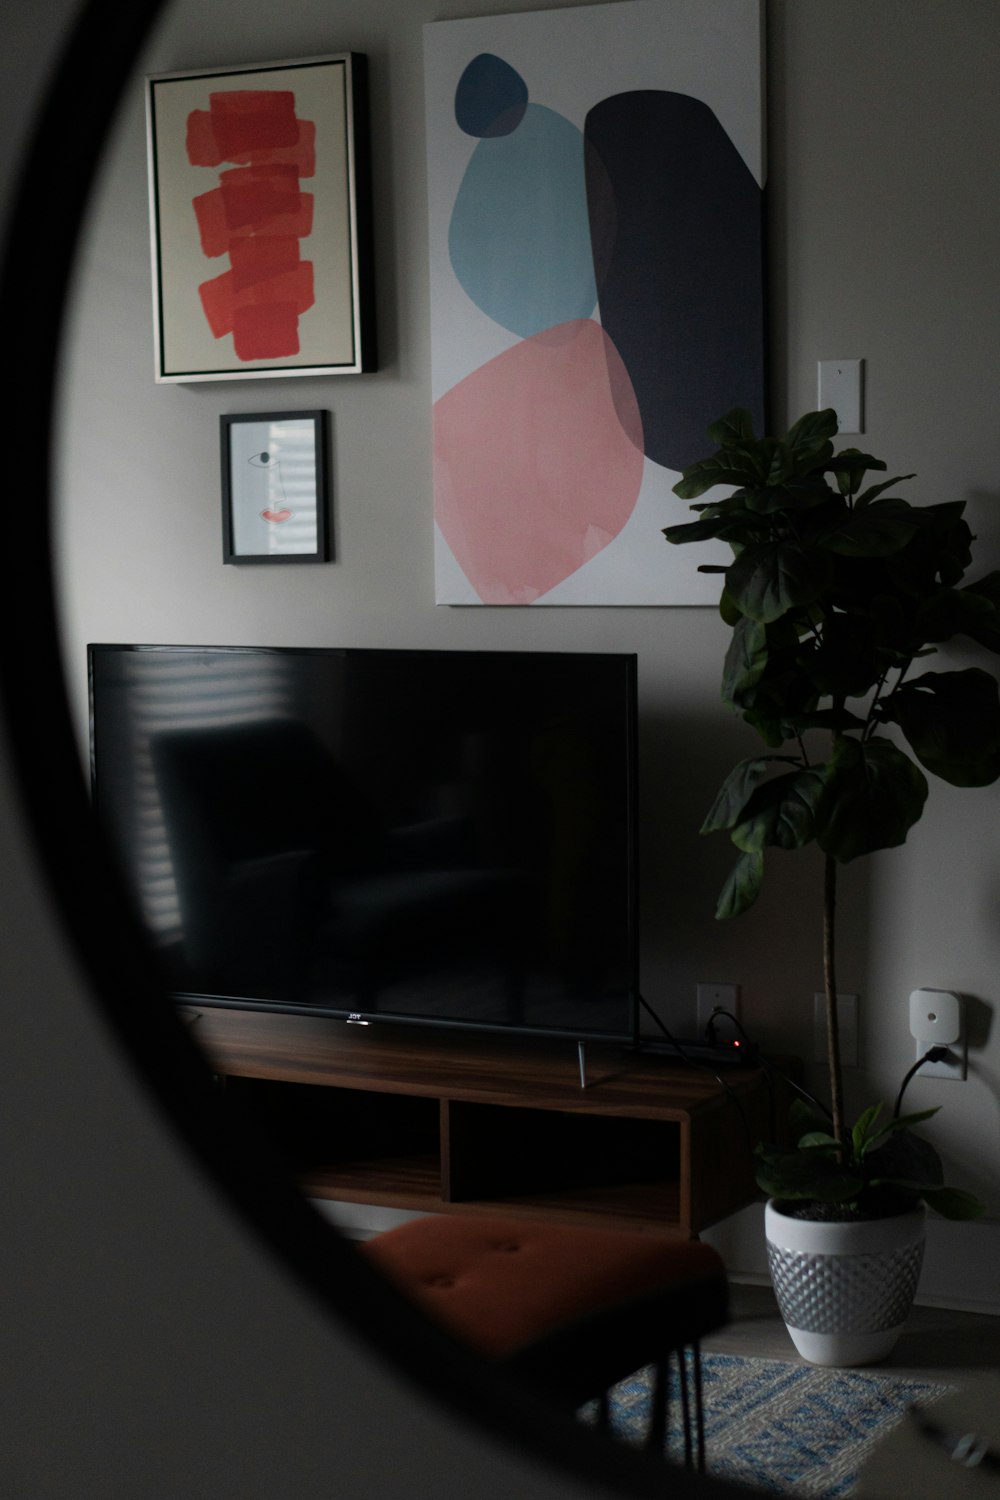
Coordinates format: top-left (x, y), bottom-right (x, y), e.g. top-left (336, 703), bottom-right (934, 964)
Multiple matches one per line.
top-left (53, 0), bottom-right (1000, 1306)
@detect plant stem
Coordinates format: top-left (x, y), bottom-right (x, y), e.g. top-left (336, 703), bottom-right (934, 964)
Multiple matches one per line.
top-left (823, 851), bottom-right (845, 1148)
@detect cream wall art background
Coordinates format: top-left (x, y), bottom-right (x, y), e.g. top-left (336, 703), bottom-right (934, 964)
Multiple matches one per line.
top-left (424, 0), bottom-right (765, 606)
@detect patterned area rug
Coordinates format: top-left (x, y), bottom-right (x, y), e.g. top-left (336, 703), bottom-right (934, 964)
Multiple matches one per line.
top-left (594, 1354), bottom-right (954, 1496)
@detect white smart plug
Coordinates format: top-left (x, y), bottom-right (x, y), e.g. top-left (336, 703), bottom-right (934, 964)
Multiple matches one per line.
top-left (909, 988), bottom-right (962, 1045)
top-left (908, 989), bottom-right (967, 1079)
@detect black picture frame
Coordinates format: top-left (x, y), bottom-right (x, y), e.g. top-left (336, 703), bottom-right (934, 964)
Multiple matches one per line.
top-left (220, 410), bottom-right (329, 564)
top-left (146, 53), bottom-right (376, 382)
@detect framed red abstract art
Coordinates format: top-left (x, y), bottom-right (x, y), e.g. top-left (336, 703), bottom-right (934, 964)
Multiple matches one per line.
top-left (146, 54), bottom-right (375, 382)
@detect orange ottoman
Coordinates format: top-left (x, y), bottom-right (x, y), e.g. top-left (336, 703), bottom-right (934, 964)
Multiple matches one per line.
top-left (361, 1214), bottom-right (728, 1465)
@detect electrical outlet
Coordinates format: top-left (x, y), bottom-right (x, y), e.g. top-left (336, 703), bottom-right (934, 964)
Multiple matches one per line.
top-left (697, 983), bottom-right (740, 1036)
top-left (814, 992), bottom-right (859, 1067)
top-left (910, 989), bottom-right (967, 1080)
top-left (918, 1041), bottom-right (967, 1080)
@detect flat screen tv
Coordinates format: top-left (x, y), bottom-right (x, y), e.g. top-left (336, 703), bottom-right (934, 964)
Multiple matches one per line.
top-left (88, 644), bottom-right (639, 1044)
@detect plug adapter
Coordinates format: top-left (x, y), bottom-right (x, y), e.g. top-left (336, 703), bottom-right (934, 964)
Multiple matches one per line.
top-left (909, 989), bottom-right (966, 1079)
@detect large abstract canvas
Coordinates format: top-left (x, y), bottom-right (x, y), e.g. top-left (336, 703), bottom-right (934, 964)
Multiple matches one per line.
top-left (425, 0), bottom-right (765, 605)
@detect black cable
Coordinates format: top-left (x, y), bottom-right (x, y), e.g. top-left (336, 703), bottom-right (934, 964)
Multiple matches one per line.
top-left (758, 1057), bottom-right (834, 1123)
top-left (637, 995), bottom-right (753, 1149)
top-left (704, 1007), bottom-right (753, 1046)
top-left (894, 1047), bottom-right (951, 1118)
top-left (705, 1003), bottom-right (845, 1150)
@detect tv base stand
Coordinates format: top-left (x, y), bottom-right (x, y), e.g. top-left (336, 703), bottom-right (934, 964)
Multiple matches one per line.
top-left (192, 1008), bottom-right (785, 1238)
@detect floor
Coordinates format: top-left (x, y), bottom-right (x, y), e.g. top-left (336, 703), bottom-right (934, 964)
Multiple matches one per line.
top-left (706, 1281), bottom-right (1000, 1381)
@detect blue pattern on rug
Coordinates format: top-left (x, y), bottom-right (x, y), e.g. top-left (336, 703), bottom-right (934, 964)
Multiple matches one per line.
top-left (596, 1354), bottom-right (954, 1496)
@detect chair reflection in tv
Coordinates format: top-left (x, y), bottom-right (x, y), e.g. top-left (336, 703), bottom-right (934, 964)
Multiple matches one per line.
top-left (151, 717), bottom-right (533, 1018)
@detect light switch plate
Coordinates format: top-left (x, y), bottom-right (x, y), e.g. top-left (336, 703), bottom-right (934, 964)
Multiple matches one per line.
top-left (818, 359), bottom-right (864, 434)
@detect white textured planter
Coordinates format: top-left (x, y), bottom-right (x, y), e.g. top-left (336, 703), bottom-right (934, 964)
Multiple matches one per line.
top-left (765, 1200), bottom-right (926, 1367)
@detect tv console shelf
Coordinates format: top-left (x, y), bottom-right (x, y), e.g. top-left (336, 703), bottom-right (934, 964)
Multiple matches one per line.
top-left (192, 1008), bottom-right (783, 1238)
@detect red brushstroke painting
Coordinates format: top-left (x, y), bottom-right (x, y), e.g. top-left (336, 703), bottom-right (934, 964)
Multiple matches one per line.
top-left (187, 90), bottom-right (316, 362)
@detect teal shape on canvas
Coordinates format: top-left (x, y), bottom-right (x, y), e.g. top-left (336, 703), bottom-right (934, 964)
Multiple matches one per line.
top-left (454, 53), bottom-right (529, 138)
top-left (448, 103), bottom-right (597, 339)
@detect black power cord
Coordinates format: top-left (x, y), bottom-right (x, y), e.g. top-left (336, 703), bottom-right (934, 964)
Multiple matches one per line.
top-left (637, 995), bottom-right (753, 1148)
top-left (705, 1006), bottom-right (834, 1139)
top-left (894, 1046), bottom-right (952, 1118)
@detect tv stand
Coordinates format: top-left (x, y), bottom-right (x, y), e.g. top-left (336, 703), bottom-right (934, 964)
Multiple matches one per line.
top-left (192, 1008), bottom-right (786, 1237)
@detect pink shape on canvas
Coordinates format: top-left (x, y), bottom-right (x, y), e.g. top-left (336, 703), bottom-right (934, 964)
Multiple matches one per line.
top-left (433, 319), bottom-right (644, 604)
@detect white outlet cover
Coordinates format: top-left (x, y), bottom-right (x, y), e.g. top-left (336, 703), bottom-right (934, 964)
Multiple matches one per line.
top-left (818, 359), bottom-right (864, 434)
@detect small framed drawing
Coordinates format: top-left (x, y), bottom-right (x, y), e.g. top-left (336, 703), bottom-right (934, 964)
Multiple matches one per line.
top-left (146, 53), bottom-right (375, 382)
top-left (221, 411), bottom-right (329, 564)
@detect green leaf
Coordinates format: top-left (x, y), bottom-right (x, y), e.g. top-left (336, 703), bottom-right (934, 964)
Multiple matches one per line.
top-left (822, 449), bottom-right (888, 497)
top-left (726, 542), bottom-right (834, 624)
top-left (706, 408), bottom-right (757, 448)
top-left (890, 1108), bottom-right (940, 1131)
top-left (855, 474), bottom-right (917, 508)
top-left (880, 668), bottom-right (1000, 787)
top-left (701, 756), bottom-right (800, 835)
top-left (796, 1131), bottom-right (840, 1149)
top-left (815, 736), bottom-right (929, 861)
top-left (888, 502), bottom-right (972, 592)
top-left (915, 587), bottom-right (996, 646)
top-left (785, 408), bottom-right (839, 458)
top-left (715, 849), bottom-right (764, 919)
top-left (731, 768), bottom-right (827, 853)
top-left (673, 454), bottom-right (764, 501)
top-left (744, 476), bottom-right (834, 515)
top-left (923, 583), bottom-right (1000, 653)
top-left (663, 515), bottom-right (736, 546)
top-left (719, 589), bottom-right (743, 627)
top-left (865, 1128), bottom-right (944, 1190)
top-left (779, 707), bottom-right (868, 734)
top-left (815, 508), bottom-right (918, 558)
top-left (852, 1103), bottom-right (884, 1158)
top-left (754, 1144), bottom-right (863, 1202)
top-left (721, 615), bottom-right (769, 707)
top-left (916, 1185), bottom-right (985, 1220)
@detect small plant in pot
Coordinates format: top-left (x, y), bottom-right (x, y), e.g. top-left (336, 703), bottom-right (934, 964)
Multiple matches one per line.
top-left (664, 407), bottom-right (993, 1365)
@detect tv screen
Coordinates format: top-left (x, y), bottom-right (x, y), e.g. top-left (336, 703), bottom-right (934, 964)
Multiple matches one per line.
top-left (88, 644), bottom-right (639, 1043)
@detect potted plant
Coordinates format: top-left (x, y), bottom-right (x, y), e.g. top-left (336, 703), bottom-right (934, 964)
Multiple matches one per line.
top-left (664, 407), bottom-right (993, 1365)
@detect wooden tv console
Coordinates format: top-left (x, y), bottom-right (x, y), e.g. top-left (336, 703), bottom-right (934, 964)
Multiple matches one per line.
top-left (191, 1007), bottom-right (785, 1238)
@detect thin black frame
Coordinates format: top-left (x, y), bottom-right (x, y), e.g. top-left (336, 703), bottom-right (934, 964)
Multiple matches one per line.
top-left (220, 410), bottom-right (329, 564)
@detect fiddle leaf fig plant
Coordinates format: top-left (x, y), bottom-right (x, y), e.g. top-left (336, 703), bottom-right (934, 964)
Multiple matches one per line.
top-left (665, 408), bottom-right (998, 1217)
